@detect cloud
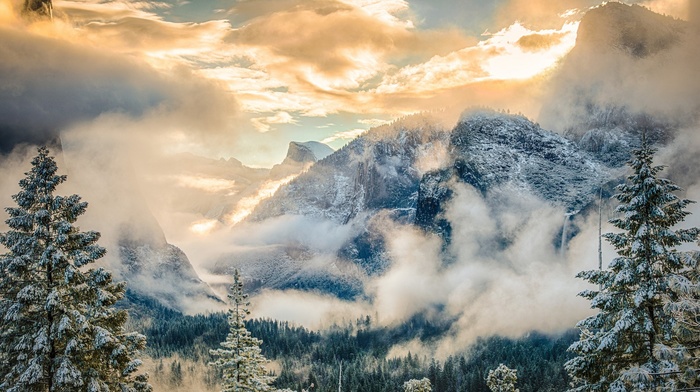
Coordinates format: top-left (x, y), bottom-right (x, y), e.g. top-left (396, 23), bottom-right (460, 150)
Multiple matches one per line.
top-left (320, 128), bottom-right (367, 144)
top-left (252, 289), bottom-right (372, 329)
top-left (251, 111), bottom-right (298, 133)
top-left (0, 4), bottom-right (242, 154)
top-left (539, 3), bottom-right (700, 132)
top-left (494, 0), bottom-right (601, 29)
top-left (374, 21), bottom-right (578, 96)
top-left (517, 31), bottom-right (567, 51)
top-left (0, 27), bottom-right (159, 151)
top-left (215, 0), bottom-right (476, 118)
top-left (370, 226), bottom-right (447, 324)
top-left (639, 0), bottom-right (691, 20)
top-left (363, 183), bottom-right (602, 358)
top-left (225, 175), bottom-right (299, 225)
top-left (358, 118), bottom-right (390, 127)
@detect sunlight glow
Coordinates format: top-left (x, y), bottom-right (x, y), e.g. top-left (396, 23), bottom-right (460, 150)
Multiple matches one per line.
top-left (189, 219), bottom-right (219, 235)
top-left (173, 175), bottom-right (237, 193)
top-left (481, 22), bottom-right (579, 81)
top-left (226, 174), bottom-right (299, 225)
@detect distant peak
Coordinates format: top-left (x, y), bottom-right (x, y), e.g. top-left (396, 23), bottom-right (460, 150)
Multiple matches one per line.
top-left (284, 141), bottom-right (334, 164)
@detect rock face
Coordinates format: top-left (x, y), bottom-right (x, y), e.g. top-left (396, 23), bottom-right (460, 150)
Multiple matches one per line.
top-left (416, 111), bottom-right (610, 237)
top-left (252, 111), bottom-right (608, 229)
top-left (283, 141), bottom-right (334, 164)
top-left (270, 141), bottom-right (335, 178)
top-left (106, 184), bottom-right (223, 312)
top-left (213, 110), bottom-right (614, 297)
top-left (250, 113), bottom-right (449, 224)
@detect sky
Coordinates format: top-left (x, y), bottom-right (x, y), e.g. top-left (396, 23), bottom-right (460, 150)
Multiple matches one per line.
top-left (0, 0), bottom-right (691, 167)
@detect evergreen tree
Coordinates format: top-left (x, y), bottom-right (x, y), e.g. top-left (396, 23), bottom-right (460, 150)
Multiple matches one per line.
top-left (486, 364), bottom-right (518, 392)
top-left (0, 147), bottom-right (150, 391)
top-left (664, 249), bottom-right (700, 388)
top-left (211, 269), bottom-right (275, 392)
top-left (403, 377), bottom-right (432, 392)
top-left (565, 139), bottom-right (699, 391)
top-left (170, 360), bottom-right (183, 386)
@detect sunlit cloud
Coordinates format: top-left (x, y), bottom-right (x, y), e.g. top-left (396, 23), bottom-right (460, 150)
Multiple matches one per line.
top-left (639, 0), bottom-right (690, 19)
top-left (3, 0), bottom-right (667, 168)
top-left (226, 174), bottom-right (299, 225)
top-left (172, 175), bottom-right (237, 193)
top-left (321, 128), bottom-right (368, 144)
top-left (251, 111), bottom-right (298, 133)
top-left (482, 22), bottom-right (579, 80)
top-left (375, 21), bottom-right (578, 95)
top-left (339, 0), bottom-right (413, 27)
top-left (189, 218), bottom-right (220, 235)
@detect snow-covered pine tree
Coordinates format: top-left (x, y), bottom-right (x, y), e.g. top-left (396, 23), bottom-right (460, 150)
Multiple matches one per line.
top-left (664, 249), bottom-right (700, 388)
top-left (0, 147), bottom-right (150, 392)
top-left (486, 364), bottom-right (519, 392)
top-left (403, 377), bottom-right (432, 392)
top-left (565, 138), bottom-right (700, 391)
top-left (210, 269), bottom-right (275, 392)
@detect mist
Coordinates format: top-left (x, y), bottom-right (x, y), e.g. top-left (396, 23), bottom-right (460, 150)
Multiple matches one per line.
top-left (539, 1), bottom-right (700, 134)
top-left (195, 177), bottom-right (609, 358)
top-left (0, 0), bottom-right (246, 312)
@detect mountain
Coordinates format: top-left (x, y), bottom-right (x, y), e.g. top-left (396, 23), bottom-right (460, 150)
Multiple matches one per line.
top-left (151, 3), bottom-right (697, 306)
top-left (251, 111), bottom-right (609, 227)
top-left (250, 113), bottom-right (449, 224)
top-left (416, 111), bottom-right (611, 238)
top-left (208, 110), bottom-right (614, 297)
top-left (55, 137), bottom-right (224, 313)
top-left (539, 2), bottom-right (694, 166)
top-left (283, 141), bottom-right (335, 164)
top-left (117, 228), bottom-right (223, 311)
top-left (269, 141), bottom-right (335, 178)
top-left (575, 2), bottom-right (685, 58)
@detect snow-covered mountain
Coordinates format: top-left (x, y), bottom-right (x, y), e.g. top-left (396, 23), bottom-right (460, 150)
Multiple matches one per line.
top-left (251, 111), bottom-right (609, 226)
top-left (163, 2), bottom-right (698, 305)
top-left (35, 2), bottom-right (692, 309)
top-left (416, 111), bottom-right (611, 238)
top-left (208, 110), bottom-right (616, 297)
top-left (38, 132), bottom-right (225, 313)
top-left (249, 113), bottom-right (449, 224)
top-left (118, 233), bottom-right (222, 312)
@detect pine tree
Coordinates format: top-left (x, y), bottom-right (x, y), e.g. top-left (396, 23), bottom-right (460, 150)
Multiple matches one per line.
top-left (664, 249), bottom-right (700, 388)
top-left (0, 147), bottom-right (150, 391)
top-left (210, 269), bottom-right (275, 392)
top-left (486, 364), bottom-right (519, 392)
top-left (565, 139), bottom-right (700, 391)
top-left (403, 377), bottom-right (432, 392)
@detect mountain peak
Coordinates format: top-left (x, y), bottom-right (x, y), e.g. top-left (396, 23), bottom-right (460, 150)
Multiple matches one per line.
top-left (283, 141), bottom-right (334, 164)
top-left (576, 2), bottom-right (686, 58)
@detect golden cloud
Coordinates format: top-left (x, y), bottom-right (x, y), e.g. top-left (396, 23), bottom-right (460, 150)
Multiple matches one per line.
top-left (639, 0), bottom-right (690, 20)
top-left (517, 32), bottom-right (567, 51)
top-left (226, 0), bottom-right (474, 91)
top-left (495, 0), bottom-right (602, 29)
